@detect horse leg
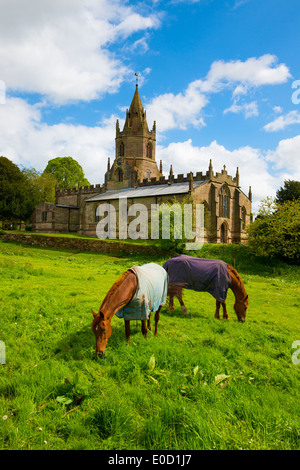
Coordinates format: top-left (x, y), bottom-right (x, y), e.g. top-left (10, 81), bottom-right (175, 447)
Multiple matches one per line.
top-left (214, 300), bottom-right (221, 320)
top-left (147, 313), bottom-right (151, 331)
top-left (141, 319), bottom-right (148, 338)
top-left (168, 294), bottom-right (175, 311)
top-left (125, 320), bottom-right (131, 344)
top-left (176, 290), bottom-right (189, 315)
top-left (179, 298), bottom-right (189, 315)
top-left (222, 301), bottom-right (230, 320)
top-left (154, 306), bottom-right (161, 337)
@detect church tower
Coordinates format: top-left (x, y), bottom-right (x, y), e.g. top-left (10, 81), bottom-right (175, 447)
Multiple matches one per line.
top-left (105, 84), bottom-right (161, 190)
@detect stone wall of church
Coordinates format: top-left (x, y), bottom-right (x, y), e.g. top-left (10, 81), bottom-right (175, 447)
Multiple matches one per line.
top-left (33, 203), bottom-right (79, 233)
top-left (79, 192), bottom-right (188, 239)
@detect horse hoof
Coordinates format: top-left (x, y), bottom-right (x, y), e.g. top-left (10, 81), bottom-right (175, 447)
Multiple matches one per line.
top-left (182, 307), bottom-right (189, 315)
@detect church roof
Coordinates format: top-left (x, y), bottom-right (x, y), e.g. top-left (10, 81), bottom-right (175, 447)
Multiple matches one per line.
top-left (85, 181), bottom-right (207, 202)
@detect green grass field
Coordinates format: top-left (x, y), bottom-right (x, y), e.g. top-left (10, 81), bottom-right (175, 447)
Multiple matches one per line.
top-left (0, 239), bottom-right (299, 450)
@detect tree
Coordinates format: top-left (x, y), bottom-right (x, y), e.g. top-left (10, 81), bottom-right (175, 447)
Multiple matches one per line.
top-left (43, 156), bottom-right (90, 189)
top-left (276, 180), bottom-right (300, 204)
top-left (21, 168), bottom-right (56, 206)
top-left (0, 156), bottom-right (31, 221)
top-left (247, 199), bottom-right (300, 263)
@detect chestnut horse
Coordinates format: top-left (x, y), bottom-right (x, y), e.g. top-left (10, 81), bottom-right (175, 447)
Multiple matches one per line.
top-left (91, 269), bottom-right (163, 357)
top-left (164, 256), bottom-right (248, 322)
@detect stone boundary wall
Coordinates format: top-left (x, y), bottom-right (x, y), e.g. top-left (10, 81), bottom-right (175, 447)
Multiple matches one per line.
top-left (2, 233), bottom-right (167, 256)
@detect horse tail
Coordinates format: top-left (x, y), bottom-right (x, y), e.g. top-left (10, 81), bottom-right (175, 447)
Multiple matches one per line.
top-left (167, 282), bottom-right (185, 298)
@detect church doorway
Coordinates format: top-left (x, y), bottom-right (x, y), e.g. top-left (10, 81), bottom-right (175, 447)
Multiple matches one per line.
top-left (220, 222), bottom-right (228, 244)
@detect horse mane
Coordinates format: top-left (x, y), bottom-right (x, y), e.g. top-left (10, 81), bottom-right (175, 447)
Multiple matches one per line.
top-left (99, 269), bottom-right (137, 317)
top-left (227, 264), bottom-right (247, 298)
top-left (100, 270), bottom-right (132, 308)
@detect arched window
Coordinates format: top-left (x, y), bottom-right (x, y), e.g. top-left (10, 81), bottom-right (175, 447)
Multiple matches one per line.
top-left (220, 222), bottom-right (228, 244)
top-left (146, 142), bottom-right (152, 159)
top-left (241, 206), bottom-right (246, 230)
top-left (119, 142), bottom-right (124, 157)
top-left (219, 185), bottom-right (230, 218)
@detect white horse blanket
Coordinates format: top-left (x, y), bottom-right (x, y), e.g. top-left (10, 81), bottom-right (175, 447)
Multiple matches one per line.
top-left (116, 263), bottom-right (168, 321)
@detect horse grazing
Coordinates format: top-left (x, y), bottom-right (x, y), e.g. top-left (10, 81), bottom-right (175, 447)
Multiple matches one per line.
top-left (163, 255), bottom-right (248, 322)
top-left (91, 263), bottom-right (168, 357)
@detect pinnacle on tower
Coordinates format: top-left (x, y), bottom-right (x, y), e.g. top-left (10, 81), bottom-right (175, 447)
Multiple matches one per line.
top-left (235, 167), bottom-right (240, 187)
top-left (208, 159), bottom-right (213, 178)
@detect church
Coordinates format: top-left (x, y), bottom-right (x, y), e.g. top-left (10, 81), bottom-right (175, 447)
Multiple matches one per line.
top-left (32, 84), bottom-right (252, 244)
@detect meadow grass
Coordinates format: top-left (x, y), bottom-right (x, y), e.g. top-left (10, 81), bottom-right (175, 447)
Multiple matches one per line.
top-left (0, 239), bottom-right (299, 450)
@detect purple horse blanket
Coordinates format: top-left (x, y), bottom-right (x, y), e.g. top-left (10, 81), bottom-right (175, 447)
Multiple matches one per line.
top-left (163, 255), bottom-right (231, 302)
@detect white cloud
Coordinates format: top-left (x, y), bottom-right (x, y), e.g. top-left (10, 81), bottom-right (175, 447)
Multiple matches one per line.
top-left (223, 100), bottom-right (258, 118)
top-left (146, 81), bottom-right (208, 132)
top-left (0, 0), bottom-right (160, 104)
top-left (0, 97), bottom-right (115, 184)
top-left (263, 110), bottom-right (300, 132)
top-left (266, 134), bottom-right (300, 178)
top-left (199, 54), bottom-right (290, 93)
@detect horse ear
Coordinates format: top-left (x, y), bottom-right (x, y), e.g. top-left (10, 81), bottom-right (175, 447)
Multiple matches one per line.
top-left (92, 309), bottom-right (97, 318)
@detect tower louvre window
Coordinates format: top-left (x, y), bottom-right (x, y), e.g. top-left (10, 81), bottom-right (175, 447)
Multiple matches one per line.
top-left (119, 142), bottom-right (124, 156)
top-left (117, 168), bottom-right (123, 182)
top-left (146, 142), bottom-right (152, 159)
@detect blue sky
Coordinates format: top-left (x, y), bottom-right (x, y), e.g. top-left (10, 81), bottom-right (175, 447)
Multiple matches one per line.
top-left (0, 0), bottom-right (299, 212)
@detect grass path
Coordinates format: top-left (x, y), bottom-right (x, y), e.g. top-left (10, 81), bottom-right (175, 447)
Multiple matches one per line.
top-left (0, 240), bottom-right (299, 449)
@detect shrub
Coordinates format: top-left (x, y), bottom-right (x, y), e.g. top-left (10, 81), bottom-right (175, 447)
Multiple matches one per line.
top-left (247, 199), bottom-right (300, 263)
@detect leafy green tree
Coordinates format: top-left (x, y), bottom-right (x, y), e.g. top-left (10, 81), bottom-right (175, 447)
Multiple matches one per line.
top-left (43, 156), bottom-right (90, 189)
top-left (276, 180), bottom-right (300, 204)
top-left (0, 156), bottom-right (31, 221)
top-left (247, 199), bottom-right (300, 263)
top-left (21, 168), bottom-right (56, 206)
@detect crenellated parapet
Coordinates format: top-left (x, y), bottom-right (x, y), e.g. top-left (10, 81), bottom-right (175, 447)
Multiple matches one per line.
top-left (134, 160), bottom-right (240, 188)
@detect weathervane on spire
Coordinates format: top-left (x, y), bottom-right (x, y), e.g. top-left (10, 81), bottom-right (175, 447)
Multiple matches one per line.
top-left (135, 72), bottom-right (139, 86)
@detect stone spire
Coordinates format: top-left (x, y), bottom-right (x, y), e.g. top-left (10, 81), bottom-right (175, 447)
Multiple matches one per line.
top-left (124, 84), bottom-right (148, 132)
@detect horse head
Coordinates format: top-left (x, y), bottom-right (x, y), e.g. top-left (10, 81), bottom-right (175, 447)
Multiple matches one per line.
top-left (234, 294), bottom-right (248, 322)
top-left (91, 310), bottom-right (112, 357)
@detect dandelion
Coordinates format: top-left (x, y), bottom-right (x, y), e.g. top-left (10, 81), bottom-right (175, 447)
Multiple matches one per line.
top-left (3, 415), bottom-right (7, 420)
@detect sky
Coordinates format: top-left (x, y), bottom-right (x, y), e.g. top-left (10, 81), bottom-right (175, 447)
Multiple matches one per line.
top-left (0, 0), bottom-right (299, 213)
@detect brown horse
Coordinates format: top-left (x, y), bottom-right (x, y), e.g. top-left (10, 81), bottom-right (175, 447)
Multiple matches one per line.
top-left (91, 269), bottom-right (163, 357)
top-left (165, 257), bottom-right (248, 322)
